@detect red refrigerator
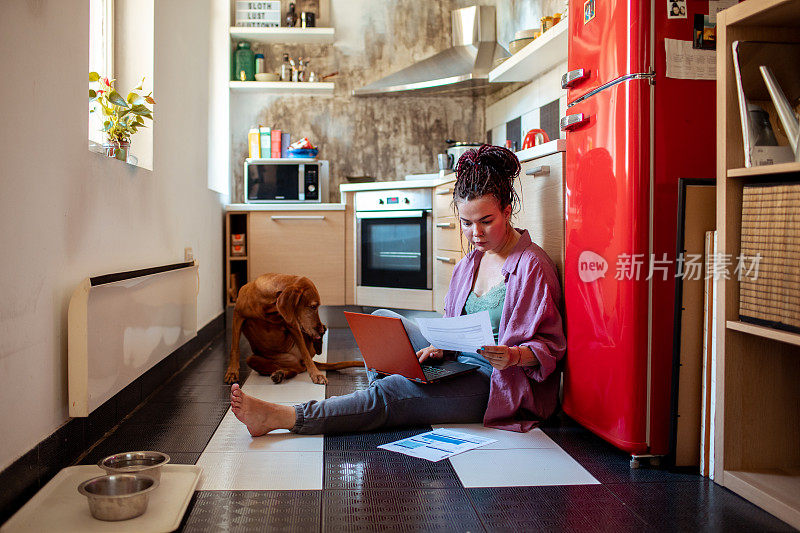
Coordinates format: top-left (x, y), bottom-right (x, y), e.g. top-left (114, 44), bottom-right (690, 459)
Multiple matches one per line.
top-left (560, 0), bottom-right (716, 458)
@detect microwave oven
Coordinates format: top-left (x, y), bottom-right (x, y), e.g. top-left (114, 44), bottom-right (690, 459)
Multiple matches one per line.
top-left (244, 159), bottom-right (329, 203)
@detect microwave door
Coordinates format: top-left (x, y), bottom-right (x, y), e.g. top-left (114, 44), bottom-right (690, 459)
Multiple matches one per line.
top-left (247, 164), bottom-right (300, 202)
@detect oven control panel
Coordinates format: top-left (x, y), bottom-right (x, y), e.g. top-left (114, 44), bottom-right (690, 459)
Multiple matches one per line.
top-left (354, 188), bottom-right (432, 211)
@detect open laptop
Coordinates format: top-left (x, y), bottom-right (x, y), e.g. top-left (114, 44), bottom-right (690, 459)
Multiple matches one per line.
top-left (343, 311), bottom-right (479, 384)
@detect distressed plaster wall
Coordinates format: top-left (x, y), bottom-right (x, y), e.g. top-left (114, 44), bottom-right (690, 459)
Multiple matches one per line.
top-left (231, 0), bottom-right (486, 202)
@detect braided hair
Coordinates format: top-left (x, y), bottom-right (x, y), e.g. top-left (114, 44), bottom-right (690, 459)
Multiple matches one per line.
top-left (452, 144), bottom-right (521, 214)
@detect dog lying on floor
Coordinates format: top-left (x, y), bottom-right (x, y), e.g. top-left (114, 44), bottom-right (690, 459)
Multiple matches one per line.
top-left (225, 273), bottom-right (362, 385)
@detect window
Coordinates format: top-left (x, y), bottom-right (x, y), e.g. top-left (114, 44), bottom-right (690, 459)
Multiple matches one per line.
top-left (88, 0), bottom-right (114, 146)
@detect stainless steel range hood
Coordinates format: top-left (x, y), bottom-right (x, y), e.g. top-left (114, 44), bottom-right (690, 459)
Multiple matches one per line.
top-left (353, 6), bottom-right (510, 97)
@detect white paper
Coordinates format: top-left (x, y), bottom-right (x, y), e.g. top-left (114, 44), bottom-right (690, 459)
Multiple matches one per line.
top-left (665, 38), bottom-right (716, 80)
top-left (415, 311), bottom-right (495, 353)
top-left (378, 428), bottom-right (497, 462)
top-left (709, 0), bottom-right (737, 23)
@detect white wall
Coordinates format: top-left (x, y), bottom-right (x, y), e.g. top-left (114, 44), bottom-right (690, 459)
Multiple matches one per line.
top-left (0, 0), bottom-right (224, 471)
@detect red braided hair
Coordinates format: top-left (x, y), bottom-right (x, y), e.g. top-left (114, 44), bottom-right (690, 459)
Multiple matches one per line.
top-left (452, 144), bottom-right (521, 213)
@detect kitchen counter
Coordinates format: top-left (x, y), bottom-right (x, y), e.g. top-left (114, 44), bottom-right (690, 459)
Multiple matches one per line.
top-left (225, 203), bottom-right (346, 211)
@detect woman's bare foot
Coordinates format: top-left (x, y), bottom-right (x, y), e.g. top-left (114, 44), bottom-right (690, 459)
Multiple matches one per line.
top-left (230, 384), bottom-right (296, 436)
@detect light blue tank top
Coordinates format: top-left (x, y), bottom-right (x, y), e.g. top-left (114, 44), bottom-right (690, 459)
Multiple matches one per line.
top-left (464, 282), bottom-right (506, 343)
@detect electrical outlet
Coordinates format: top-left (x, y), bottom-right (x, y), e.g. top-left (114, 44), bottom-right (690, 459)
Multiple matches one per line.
top-left (184, 247), bottom-right (194, 262)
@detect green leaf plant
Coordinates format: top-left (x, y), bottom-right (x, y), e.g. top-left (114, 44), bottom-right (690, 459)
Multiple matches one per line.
top-left (88, 72), bottom-right (155, 146)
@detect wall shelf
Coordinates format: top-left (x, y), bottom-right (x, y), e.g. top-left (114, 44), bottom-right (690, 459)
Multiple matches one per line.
top-left (229, 81), bottom-right (334, 94)
top-left (727, 321), bottom-right (800, 347)
top-left (488, 20), bottom-right (568, 83)
top-left (727, 161), bottom-right (800, 178)
top-left (229, 27), bottom-right (335, 45)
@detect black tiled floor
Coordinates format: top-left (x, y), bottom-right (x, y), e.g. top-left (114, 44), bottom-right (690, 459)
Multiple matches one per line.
top-left (47, 310), bottom-right (795, 532)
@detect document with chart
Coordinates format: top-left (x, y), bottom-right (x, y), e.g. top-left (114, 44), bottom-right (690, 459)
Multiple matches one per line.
top-left (379, 428), bottom-right (496, 461)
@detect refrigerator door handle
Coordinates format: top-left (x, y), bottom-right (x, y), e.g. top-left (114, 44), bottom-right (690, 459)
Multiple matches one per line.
top-left (561, 68), bottom-right (589, 89)
top-left (560, 113), bottom-right (588, 131)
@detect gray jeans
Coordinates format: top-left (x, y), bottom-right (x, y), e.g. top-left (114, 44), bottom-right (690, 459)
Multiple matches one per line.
top-left (291, 309), bottom-right (493, 434)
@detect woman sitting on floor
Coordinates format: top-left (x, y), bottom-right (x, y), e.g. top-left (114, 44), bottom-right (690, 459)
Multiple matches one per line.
top-left (230, 144), bottom-right (566, 434)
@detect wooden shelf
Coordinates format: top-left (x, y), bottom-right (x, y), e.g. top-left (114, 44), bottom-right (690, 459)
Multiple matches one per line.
top-left (229, 27), bottom-right (335, 45)
top-left (715, 2), bottom-right (800, 529)
top-left (727, 321), bottom-right (800, 346)
top-left (229, 81), bottom-right (334, 94)
top-left (725, 469), bottom-right (800, 528)
top-left (727, 161), bottom-right (800, 178)
top-left (722, 0), bottom-right (800, 26)
top-left (230, 256), bottom-right (247, 261)
top-left (488, 20), bottom-right (568, 83)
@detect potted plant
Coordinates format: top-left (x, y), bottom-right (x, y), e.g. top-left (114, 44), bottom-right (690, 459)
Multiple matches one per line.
top-left (88, 72), bottom-right (155, 161)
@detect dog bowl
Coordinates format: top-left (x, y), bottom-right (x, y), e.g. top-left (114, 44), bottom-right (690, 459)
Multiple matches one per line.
top-left (98, 451), bottom-right (170, 483)
top-left (77, 474), bottom-right (159, 521)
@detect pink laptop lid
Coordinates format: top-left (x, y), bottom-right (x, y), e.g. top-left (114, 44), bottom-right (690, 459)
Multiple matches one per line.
top-left (343, 312), bottom-right (427, 381)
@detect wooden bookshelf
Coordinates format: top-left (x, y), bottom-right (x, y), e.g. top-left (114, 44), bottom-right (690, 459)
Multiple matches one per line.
top-left (714, 1), bottom-right (800, 529)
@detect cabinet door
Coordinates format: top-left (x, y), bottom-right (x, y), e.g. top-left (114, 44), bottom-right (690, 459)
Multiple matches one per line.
top-left (249, 210), bottom-right (345, 305)
top-left (515, 153), bottom-right (565, 282)
top-left (433, 250), bottom-right (460, 314)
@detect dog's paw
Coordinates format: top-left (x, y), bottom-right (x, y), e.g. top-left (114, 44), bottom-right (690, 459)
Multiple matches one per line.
top-left (310, 373), bottom-right (328, 385)
top-left (224, 369), bottom-right (239, 384)
top-left (271, 370), bottom-right (286, 384)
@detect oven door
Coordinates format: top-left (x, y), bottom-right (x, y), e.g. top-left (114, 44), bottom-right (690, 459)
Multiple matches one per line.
top-left (357, 210), bottom-right (432, 290)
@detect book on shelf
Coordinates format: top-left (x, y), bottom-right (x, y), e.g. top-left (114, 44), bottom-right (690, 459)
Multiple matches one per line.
top-left (731, 41), bottom-right (800, 167)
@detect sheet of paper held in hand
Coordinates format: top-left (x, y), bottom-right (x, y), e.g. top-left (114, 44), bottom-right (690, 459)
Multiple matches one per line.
top-left (379, 428), bottom-right (497, 462)
top-left (415, 311), bottom-right (495, 353)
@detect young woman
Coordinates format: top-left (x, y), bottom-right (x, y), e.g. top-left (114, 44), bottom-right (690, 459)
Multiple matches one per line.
top-left (230, 144), bottom-right (565, 435)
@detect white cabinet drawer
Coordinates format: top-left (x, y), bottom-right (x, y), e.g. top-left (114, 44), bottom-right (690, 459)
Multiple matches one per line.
top-left (434, 215), bottom-right (463, 252)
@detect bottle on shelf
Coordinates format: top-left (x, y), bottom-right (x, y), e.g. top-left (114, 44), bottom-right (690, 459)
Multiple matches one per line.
top-left (280, 53), bottom-right (291, 81)
top-left (285, 2), bottom-right (298, 27)
top-left (255, 53), bottom-right (265, 74)
top-left (234, 41), bottom-right (255, 81)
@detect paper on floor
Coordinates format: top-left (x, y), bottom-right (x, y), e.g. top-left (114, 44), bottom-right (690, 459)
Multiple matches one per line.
top-left (379, 428), bottom-right (496, 462)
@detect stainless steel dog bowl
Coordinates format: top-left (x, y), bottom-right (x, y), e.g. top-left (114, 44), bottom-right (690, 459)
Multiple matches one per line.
top-left (98, 451), bottom-right (170, 482)
top-left (77, 474), bottom-right (159, 521)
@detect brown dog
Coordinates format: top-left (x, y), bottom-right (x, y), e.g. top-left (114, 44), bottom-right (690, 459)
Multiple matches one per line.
top-left (225, 273), bottom-right (362, 385)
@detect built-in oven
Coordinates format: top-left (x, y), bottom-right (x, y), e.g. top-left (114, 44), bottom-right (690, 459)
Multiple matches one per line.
top-left (355, 188), bottom-right (433, 290)
top-left (244, 159), bottom-right (329, 203)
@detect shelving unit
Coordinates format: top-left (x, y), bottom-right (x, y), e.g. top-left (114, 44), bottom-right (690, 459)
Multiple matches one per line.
top-left (488, 19), bottom-right (568, 83)
top-left (714, 1), bottom-right (800, 529)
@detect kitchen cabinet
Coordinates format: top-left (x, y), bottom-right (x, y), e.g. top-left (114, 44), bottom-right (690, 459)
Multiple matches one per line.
top-left (225, 207), bottom-right (346, 306)
top-left (433, 179), bottom-right (463, 313)
top-left (713, 1), bottom-right (800, 529)
top-left (514, 144), bottom-right (566, 283)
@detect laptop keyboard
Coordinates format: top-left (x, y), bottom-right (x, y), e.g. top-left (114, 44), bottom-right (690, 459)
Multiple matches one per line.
top-left (422, 365), bottom-right (451, 379)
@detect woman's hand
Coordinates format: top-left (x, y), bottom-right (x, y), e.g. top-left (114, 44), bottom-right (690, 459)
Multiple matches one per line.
top-left (417, 345), bottom-right (444, 364)
top-left (477, 345), bottom-right (521, 370)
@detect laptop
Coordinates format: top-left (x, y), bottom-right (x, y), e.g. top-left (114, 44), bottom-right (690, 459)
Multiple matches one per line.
top-left (343, 311), bottom-right (479, 384)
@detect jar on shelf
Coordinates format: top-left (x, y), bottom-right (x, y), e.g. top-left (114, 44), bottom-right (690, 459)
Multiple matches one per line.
top-left (234, 41), bottom-right (255, 81)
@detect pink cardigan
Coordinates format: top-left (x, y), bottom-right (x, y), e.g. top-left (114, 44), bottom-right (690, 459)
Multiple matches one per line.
top-left (444, 229), bottom-right (566, 431)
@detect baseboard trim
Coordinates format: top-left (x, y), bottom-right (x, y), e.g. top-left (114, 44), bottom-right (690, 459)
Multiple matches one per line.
top-left (0, 311), bottom-right (225, 526)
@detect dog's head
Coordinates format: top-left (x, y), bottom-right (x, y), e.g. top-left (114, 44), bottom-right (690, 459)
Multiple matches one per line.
top-left (275, 277), bottom-right (326, 352)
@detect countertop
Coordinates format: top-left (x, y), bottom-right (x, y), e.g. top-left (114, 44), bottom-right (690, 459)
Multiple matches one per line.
top-left (225, 203), bottom-right (346, 211)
